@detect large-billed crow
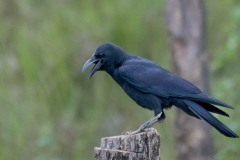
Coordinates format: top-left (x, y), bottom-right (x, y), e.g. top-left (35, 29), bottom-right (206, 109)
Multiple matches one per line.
top-left (82, 42), bottom-right (238, 138)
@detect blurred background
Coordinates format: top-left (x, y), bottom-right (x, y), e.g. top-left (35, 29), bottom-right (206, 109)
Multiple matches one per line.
top-left (0, 0), bottom-right (239, 160)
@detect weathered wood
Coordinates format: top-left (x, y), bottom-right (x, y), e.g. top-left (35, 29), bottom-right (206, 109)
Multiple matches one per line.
top-left (94, 128), bottom-right (160, 160)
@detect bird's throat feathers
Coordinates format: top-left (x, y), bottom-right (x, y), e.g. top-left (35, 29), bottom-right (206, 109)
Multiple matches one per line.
top-left (105, 52), bottom-right (129, 75)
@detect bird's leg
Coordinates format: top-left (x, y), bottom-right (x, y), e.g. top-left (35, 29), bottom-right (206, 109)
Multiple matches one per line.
top-left (125, 112), bottom-right (162, 135)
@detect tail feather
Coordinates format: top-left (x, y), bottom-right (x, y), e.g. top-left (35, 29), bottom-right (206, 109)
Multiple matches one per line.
top-left (174, 100), bottom-right (201, 119)
top-left (196, 102), bottom-right (229, 117)
top-left (186, 93), bottom-right (234, 109)
top-left (183, 100), bottom-right (239, 138)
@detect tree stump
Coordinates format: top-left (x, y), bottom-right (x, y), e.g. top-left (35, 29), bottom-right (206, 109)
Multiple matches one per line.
top-left (94, 128), bottom-right (160, 160)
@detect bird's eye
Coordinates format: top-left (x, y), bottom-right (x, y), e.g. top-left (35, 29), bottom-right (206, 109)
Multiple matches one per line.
top-left (95, 53), bottom-right (104, 59)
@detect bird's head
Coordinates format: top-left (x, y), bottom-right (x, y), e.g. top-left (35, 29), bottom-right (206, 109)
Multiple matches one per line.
top-left (82, 42), bottom-right (126, 78)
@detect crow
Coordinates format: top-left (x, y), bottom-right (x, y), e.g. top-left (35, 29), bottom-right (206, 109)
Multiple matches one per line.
top-left (82, 42), bottom-right (239, 138)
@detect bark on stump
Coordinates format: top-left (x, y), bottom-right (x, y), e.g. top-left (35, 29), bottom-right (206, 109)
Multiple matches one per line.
top-left (94, 128), bottom-right (160, 160)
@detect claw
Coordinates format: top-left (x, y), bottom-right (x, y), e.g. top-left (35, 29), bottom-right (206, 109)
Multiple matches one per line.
top-left (121, 112), bottom-right (162, 135)
top-left (122, 131), bottom-right (132, 135)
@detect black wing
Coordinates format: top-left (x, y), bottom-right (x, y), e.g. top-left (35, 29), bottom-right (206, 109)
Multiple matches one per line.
top-left (118, 58), bottom-right (233, 108)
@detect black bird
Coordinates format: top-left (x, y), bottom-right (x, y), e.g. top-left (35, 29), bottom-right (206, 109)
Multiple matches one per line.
top-left (82, 42), bottom-right (239, 138)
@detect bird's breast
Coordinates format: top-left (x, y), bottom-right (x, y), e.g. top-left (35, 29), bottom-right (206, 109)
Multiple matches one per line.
top-left (121, 82), bottom-right (162, 111)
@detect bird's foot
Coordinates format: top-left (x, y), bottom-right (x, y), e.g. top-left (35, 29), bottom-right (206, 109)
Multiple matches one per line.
top-left (122, 131), bottom-right (135, 135)
top-left (122, 128), bottom-right (151, 135)
top-left (122, 112), bottom-right (162, 135)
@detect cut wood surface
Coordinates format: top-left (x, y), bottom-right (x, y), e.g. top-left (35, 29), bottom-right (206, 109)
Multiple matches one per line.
top-left (94, 128), bottom-right (160, 160)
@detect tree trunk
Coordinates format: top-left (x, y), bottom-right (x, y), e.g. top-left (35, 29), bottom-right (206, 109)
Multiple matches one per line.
top-left (165, 0), bottom-right (214, 160)
top-left (94, 128), bottom-right (160, 160)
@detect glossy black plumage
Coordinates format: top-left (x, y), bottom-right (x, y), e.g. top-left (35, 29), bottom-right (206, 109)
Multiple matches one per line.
top-left (82, 42), bottom-right (238, 138)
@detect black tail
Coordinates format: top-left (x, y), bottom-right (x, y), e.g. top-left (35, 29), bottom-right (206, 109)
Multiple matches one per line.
top-left (182, 100), bottom-right (239, 138)
top-left (186, 93), bottom-right (234, 109)
top-left (196, 102), bottom-right (229, 117)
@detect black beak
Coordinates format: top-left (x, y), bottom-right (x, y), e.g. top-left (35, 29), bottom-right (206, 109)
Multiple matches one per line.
top-left (82, 56), bottom-right (102, 78)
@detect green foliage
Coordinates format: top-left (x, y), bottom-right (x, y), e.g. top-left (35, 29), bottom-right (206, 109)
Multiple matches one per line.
top-left (207, 1), bottom-right (240, 159)
top-left (0, 0), bottom-right (239, 160)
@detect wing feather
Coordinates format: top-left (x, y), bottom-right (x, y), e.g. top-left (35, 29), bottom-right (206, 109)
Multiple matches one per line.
top-left (118, 58), bottom-right (233, 109)
top-left (119, 59), bottom-right (201, 98)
